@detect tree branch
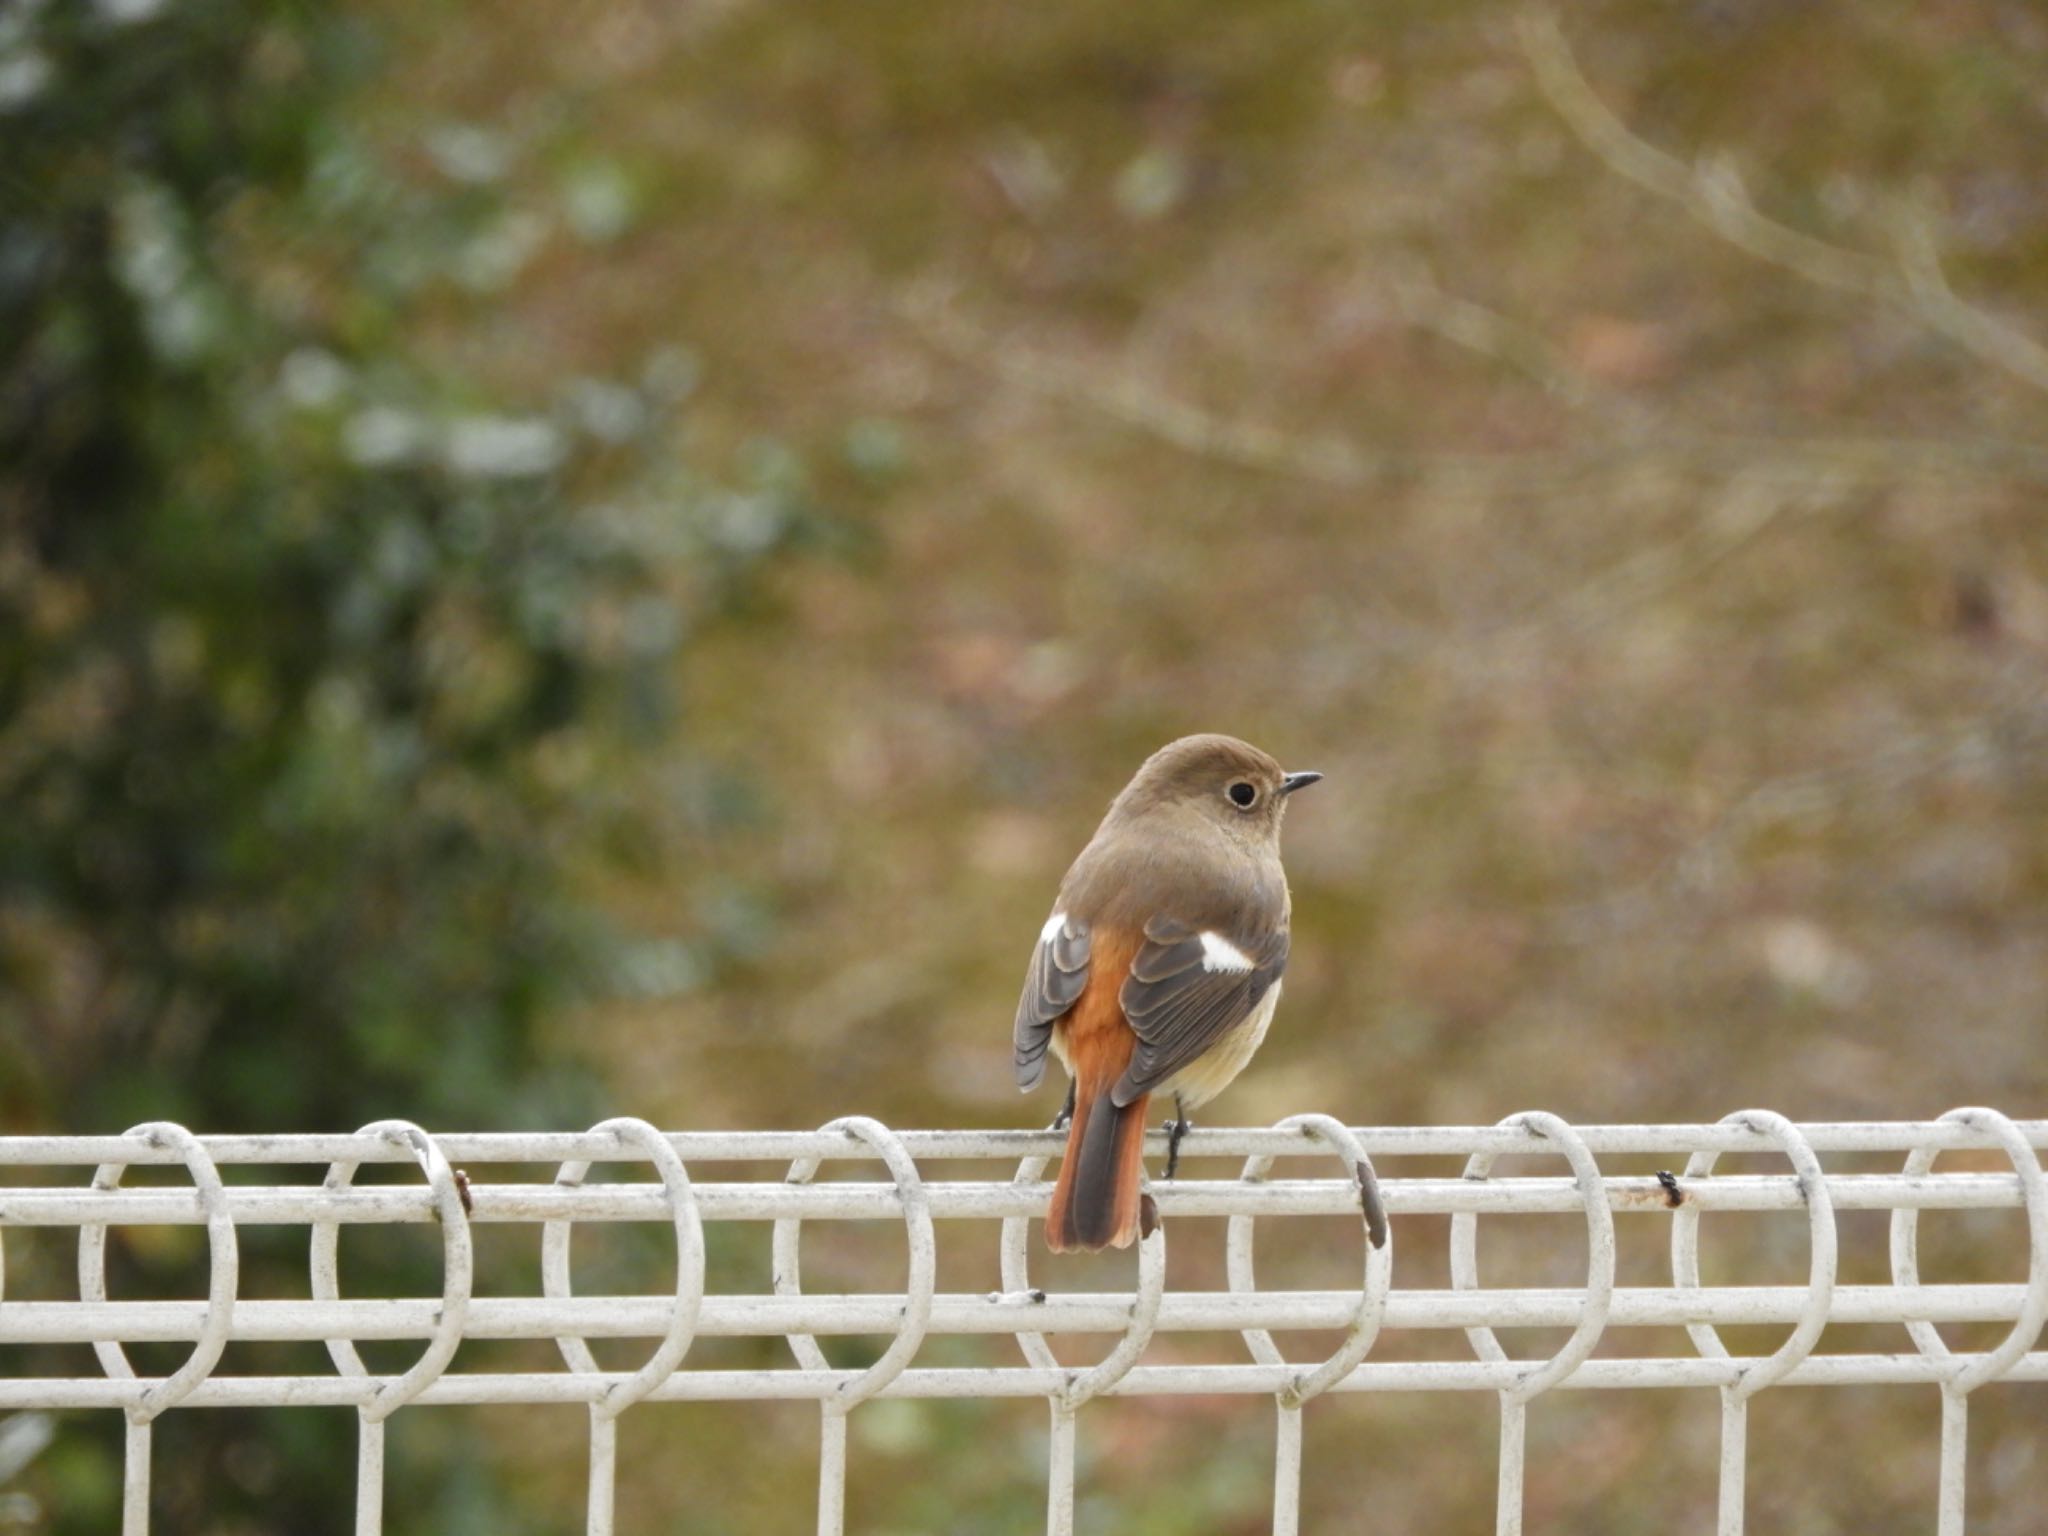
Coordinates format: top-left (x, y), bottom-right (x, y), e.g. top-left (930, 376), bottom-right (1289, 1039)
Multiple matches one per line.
top-left (902, 291), bottom-right (2048, 494)
top-left (1517, 7), bottom-right (2048, 398)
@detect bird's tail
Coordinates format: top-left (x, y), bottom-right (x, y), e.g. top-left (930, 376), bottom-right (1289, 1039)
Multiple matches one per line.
top-left (1046, 1074), bottom-right (1150, 1252)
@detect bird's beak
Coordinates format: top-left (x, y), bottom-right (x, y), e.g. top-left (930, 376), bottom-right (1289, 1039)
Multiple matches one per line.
top-left (1280, 770), bottom-right (1323, 795)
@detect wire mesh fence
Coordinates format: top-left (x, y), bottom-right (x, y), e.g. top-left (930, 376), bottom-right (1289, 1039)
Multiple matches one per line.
top-left (2, 1108), bottom-right (2043, 1535)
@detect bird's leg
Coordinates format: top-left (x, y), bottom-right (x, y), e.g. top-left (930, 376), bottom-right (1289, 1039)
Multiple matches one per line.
top-left (1049, 1078), bottom-right (1076, 1131)
top-left (1164, 1094), bottom-right (1192, 1180)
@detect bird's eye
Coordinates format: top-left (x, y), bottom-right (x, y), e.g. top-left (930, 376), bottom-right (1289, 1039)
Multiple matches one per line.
top-left (1227, 781), bottom-right (1257, 809)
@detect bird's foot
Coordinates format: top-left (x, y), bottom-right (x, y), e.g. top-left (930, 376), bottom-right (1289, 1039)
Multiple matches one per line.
top-left (1049, 1079), bottom-right (1076, 1132)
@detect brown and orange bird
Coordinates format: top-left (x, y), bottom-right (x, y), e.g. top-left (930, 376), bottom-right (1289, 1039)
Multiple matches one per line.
top-left (1013, 734), bottom-right (1320, 1252)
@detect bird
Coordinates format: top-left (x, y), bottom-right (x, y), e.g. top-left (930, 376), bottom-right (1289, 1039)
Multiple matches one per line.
top-left (1012, 734), bottom-right (1321, 1252)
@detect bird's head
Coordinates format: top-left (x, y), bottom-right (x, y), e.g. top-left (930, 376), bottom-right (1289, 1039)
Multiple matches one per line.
top-left (1108, 733), bottom-right (1321, 850)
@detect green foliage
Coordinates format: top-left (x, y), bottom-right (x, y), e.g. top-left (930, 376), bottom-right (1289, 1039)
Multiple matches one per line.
top-left (0, 1), bottom-right (815, 1528)
top-left (0, 0), bottom-right (807, 1131)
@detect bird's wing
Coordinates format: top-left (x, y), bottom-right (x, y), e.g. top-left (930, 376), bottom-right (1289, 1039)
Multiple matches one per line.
top-left (1014, 911), bottom-right (1091, 1091)
top-left (1111, 913), bottom-right (1288, 1105)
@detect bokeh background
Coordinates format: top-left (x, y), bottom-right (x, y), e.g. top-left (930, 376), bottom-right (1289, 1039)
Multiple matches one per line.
top-left (5, 0), bottom-right (2046, 1530)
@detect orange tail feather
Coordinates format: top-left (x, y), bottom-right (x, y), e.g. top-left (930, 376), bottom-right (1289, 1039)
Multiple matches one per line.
top-left (1047, 1079), bottom-right (1151, 1251)
top-left (1043, 927), bottom-right (1148, 1253)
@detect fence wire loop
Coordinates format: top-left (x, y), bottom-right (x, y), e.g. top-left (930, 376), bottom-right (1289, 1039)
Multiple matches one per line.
top-left (1452, 1110), bottom-right (1617, 1405)
top-left (1059, 1214), bottom-right (1167, 1412)
top-left (1891, 1106), bottom-right (2048, 1394)
top-left (78, 1122), bottom-right (238, 1424)
top-left (999, 1151), bottom-right (1061, 1372)
top-left (309, 1119), bottom-right (473, 1422)
top-left (774, 1116), bottom-right (935, 1410)
top-left (998, 1152), bottom-right (1167, 1414)
top-left (1673, 1109), bottom-right (1839, 1397)
top-left (1227, 1113), bottom-right (1392, 1407)
top-left (542, 1116), bottom-right (706, 1416)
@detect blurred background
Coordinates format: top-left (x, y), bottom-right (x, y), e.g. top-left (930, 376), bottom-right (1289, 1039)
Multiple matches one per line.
top-left (4, 0), bottom-right (2045, 1530)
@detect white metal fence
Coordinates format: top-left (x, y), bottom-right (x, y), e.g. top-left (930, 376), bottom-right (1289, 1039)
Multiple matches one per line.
top-left (2, 1109), bottom-right (2044, 1535)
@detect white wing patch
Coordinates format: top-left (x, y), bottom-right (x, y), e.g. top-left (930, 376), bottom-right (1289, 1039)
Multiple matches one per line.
top-left (1198, 931), bottom-right (1255, 973)
top-left (1040, 911), bottom-right (1068, 945)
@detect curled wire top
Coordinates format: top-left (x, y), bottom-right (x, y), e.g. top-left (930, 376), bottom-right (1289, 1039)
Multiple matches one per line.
top-left (309, 1119), bottom-right (474, 1424)
top-left (78, 1123), bottom-right (239, 1425)
top-left (542, 1116), bottom-right (707, 1418)
top-left (1226, 1113), bottom-right (1393, 1407)
top-left (999, 1148), bottom-right (1168, 1412)
top-left (1452, 1110), bottom-right (1616, 1406)
top-left (1671, 1109), bottom-right (1838, 1400)
top-left (1891, 1106), bottom-right (2048, 1396)
top-left (774, 1116), bottom-right (937, 1411)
